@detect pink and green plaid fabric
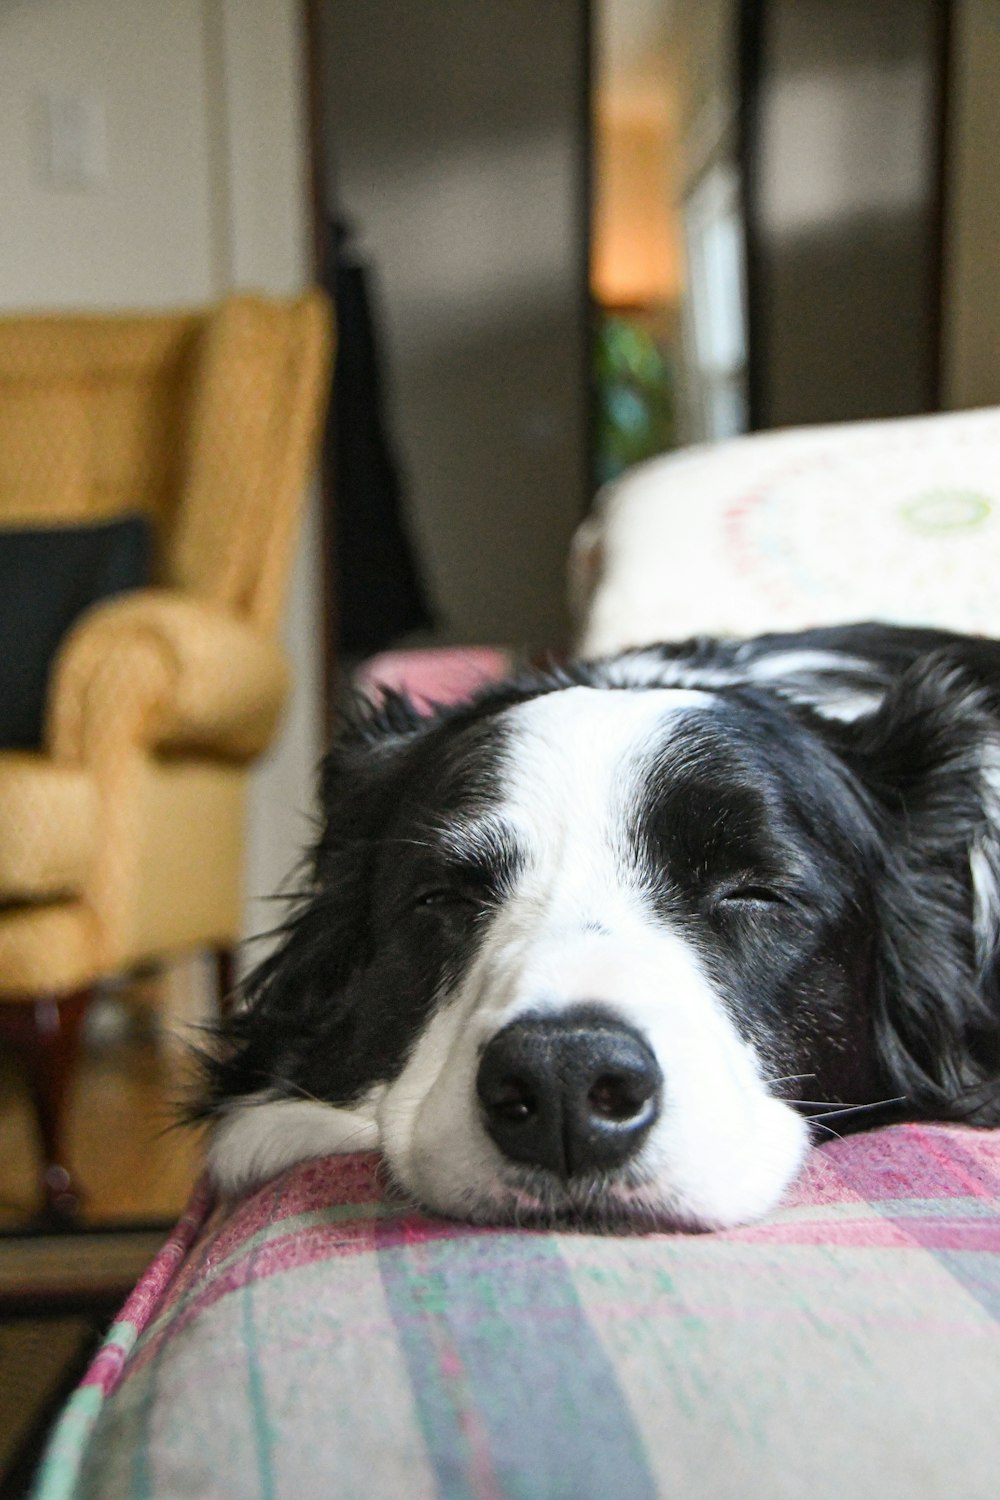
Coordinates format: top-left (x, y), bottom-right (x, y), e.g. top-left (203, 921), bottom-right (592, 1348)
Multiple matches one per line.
top-left (36, 1124), bottom-right (1000, 1499)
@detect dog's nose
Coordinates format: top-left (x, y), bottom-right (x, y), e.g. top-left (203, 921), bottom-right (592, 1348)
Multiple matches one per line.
top-left (475, 1008), bottom-right (662, 1179)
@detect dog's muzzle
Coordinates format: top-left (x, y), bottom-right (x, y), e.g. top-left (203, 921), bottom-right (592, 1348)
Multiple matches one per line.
top-left (475, 1006), bottom-right (662, 1179)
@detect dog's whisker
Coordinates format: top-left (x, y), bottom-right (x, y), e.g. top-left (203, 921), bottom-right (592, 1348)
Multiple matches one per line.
top-left (804, 1097), bottom-right (906, 1123)
top-left (268, 1076), bottom-right (331, 1108)
top-left (262, 1076), bottom-right (383, 1156)
top-left (328, 1123), bottom-right (381, 1153)
top-left (785, 1104), bottom-right (887, 1116)
top-left (374, 835), bottom-right (439, 851)
top-left (807, 1119), bottom-right (845, 1141)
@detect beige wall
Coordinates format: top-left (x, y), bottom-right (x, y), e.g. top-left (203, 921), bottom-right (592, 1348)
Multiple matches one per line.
top-left (0, 0), bottom-right (323, 945)
top-left (942, 0), bottom-right (1000, 411)
top-left (0, 0), bottom-right (219, 309)
top-left (210, 0), bottom-right (325, 948)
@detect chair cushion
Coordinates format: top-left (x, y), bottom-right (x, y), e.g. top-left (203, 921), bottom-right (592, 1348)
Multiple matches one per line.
top-left (0, 515), bottom-right (151, 749)
top-left (37, 1125), bottom-right (1000, 1500)
top-left (0, 902), bottom-right (99, 997)
top-left (0, 755), bottom-right (97, 902)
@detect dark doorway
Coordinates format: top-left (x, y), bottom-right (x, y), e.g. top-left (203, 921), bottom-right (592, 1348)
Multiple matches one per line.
top-left (305, 0), bottom-right (592, 690)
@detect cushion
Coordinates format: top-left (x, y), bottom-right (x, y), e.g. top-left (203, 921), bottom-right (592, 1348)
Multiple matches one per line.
top-left (574, 406), bottom-right (1000, 655)
top-left (355, 646), bottom-right (515, 709)
top-left (37, 1125), bottom-right (1000, 1499)
top-left (0, 515), bottom-right (151, 749)
top-left (0, 754), bottom-right (97, 901)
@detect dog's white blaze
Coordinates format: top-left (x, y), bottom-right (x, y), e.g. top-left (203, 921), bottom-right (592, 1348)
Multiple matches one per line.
top-left (379, 686), bottom-right (808, 1230)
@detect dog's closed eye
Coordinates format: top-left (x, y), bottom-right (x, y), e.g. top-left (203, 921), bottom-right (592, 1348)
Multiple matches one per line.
top-left (414, 887), bottom-right (483, 911)
top-left (715, 884), bottom-right (792, 907)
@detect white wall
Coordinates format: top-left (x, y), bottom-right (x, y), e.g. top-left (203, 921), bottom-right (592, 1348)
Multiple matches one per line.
top-left (210, 0), bottom-right (325, 948)
top-left (0, 0), bottom-right (323, 949)
top-left (0, 0), bottom-right (219, 308)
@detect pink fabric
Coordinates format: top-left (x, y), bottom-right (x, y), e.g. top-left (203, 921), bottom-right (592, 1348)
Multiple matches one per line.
top-left (355, 646), bottom-right (513, 710)
top-left (87, 1126), bottom-right (1000, 1373)
top-left (37, 1126), bottom-right (1000, 1500)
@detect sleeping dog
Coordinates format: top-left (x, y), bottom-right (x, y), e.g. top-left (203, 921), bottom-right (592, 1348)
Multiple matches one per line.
top-left (200, 623), bottom-right (1000, 1231)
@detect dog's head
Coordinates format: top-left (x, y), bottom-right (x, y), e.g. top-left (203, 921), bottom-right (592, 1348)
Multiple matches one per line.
top-left (204, 651), bottom-right (1000, 1230)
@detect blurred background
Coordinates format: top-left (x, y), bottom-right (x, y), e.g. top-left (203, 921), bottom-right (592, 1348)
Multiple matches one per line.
top-left (0, 2), bottom-right (999, 1469)
top-left (318, 0), bottom-right (1000, 668)
top-left (1, 0), bottom-right (999, 1482)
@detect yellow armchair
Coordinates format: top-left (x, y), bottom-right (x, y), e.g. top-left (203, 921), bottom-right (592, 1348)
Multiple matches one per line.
top-left (0, 292), bottom-right (332, 1217)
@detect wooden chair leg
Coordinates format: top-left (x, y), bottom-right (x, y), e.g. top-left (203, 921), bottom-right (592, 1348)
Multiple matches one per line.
top-left (0, 989), bottom-right (92, 1222)
top-left (214, 946), bottom-right (237, 1018)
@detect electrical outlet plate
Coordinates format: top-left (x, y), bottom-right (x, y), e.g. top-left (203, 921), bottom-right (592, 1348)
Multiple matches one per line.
top-left (43, 92), bottom-right (108, 189)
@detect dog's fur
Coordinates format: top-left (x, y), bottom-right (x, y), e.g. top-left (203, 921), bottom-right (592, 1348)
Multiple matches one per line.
top-left (199, 624), bottom-right (1000, 1231)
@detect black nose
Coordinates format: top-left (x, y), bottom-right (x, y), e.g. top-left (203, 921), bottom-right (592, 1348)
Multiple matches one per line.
top-left (475, 1008), bottom-right (662, 1179)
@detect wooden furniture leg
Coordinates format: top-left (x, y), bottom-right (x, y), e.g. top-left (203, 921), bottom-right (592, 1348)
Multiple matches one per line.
top-left (0, 989), bottom-right (92, 1221)
top-left (215, 946), bottom-right (237, 1017)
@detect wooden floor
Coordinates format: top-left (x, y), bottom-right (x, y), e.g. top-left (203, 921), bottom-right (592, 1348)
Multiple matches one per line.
top-left (0, 977), bottom-right (207, 1230)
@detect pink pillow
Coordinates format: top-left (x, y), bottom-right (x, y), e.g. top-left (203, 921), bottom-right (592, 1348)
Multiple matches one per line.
top-left (355, 646), bottom-right (513, 711)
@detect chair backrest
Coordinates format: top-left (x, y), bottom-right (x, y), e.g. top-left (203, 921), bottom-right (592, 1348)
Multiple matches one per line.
top-left (0, 310), bottom-right (201, 535)
top-left (0, 291), bottom-right (332, 630)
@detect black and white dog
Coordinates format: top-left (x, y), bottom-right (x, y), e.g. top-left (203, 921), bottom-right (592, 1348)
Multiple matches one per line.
top-left (201, 624), bottom-right (1000, 1231)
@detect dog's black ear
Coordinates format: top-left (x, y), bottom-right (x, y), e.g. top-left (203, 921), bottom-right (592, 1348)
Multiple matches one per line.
top-left (311, 688), bottom-right (430, 901)
top-left (832, 657), bottom-right (1000, 1124)
top-left (195, 691), bottom-right (432, 1112)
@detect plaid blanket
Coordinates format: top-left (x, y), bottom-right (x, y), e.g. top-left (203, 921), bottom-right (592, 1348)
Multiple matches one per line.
top-left (36, 1125), bottom-right (1000, 1499)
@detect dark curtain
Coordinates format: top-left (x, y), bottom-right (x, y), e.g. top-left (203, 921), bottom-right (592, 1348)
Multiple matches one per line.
top-left (323, 219), bottom-right (436, 656)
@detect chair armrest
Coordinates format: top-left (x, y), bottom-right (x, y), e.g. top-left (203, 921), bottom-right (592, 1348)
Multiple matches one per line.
top-left (47, 589), bottom-right (290, 763)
